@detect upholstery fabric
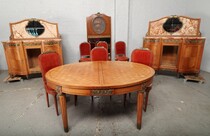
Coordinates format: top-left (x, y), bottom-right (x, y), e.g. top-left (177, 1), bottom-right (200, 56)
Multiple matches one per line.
top-left (115, 41), bottom-right (126, 55)
top-left (131, 49), bottom-right (153, 66)
top-left (79, 42), bottom-right (91, 62)
top-left (38, 52), bottom-right (61, 94)
top-left (115, 41), bottom-right (129, 61)
top-left (115, 55), bottom-right (129, 61)
top-left (91, 47), bottom-right (108, 61)
top-left (96, 41), bottom-right (108, 50)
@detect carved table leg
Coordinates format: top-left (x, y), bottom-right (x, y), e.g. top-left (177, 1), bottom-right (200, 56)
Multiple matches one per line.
top-left (59, 93), bottom-right (69, 132)
top-left (137, 91), bottom-right (144, 129)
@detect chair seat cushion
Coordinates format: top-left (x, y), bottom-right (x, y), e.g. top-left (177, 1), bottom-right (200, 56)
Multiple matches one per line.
top-left (45, 85), bottom-right (57, 95)
top-left (79, 57), bottom-right (91, 62)
top-left (115, 55), bottom-right (129, 61)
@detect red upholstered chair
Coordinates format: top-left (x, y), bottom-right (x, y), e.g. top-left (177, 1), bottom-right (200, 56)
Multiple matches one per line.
top-left (91, 46), bottom-right (108, 61)
top-left (131, 49), bottom-right (153, 66)
top-left (39, 52), bottom-right (78, 115)
top-left (96, 41), bottom-right (108, 50)
top-left (115, 41), bottom-right (129, 61)
top-left (131, 48), bottom-right (153, 112)
top-left (96, 41), bottom-right (111, 60)
top-left (79, 42), bottom-right (91, 62)
top-left (38, 52), bottom-right (61, 116)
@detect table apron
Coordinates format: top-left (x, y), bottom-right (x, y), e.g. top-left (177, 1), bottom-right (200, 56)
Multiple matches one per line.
top-left (47, 79), bottom-right (152, 96)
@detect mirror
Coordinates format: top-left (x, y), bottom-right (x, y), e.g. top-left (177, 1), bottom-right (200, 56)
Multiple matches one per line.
top-left (25, 20), bottom-right (45, 37)
top-left (92, 17), bottom-right (106, 34)
top-left (163, 16), bottom-right (183, 33)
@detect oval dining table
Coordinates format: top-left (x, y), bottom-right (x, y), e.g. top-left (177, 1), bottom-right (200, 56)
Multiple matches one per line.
top-left (45, 61), bottom-right (155, 132)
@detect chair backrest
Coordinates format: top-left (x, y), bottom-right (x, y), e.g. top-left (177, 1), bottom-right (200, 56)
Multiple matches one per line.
top-left (131, 49), bottom-right (153, 66)
top-left (91, 47), bottom-right (108, 61)
top-left (96, 41), bottom-right (108, 50)
top-left (80, 42), bottom-right (91, 57)
top-left (115, 41), bottom-right (126, 56)
top-left (38, 52), bottom-right (62, 84)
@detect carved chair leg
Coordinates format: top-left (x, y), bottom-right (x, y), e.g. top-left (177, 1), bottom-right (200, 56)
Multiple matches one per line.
top-left (124, 94), bottom-right (127, 107)
top-left (91, 96), bottom-right (94, 102)
top-left (74, 95), bottom-right (77, 106)
top-left (54, 95), bottom-right (59, 116)
top-left (129, 93), bottom-right (131, 99)
top-left (46, 92), bottom-right (50, 107)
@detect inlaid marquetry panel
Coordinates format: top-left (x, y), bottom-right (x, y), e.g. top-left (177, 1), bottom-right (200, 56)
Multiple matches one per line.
top-left (10, 18), bottom-right (60, 40)
top-left (147, 16), bottom-right (201, 36)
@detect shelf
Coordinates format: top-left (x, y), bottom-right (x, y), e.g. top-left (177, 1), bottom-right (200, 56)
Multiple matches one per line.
top-left (29, 66), bottom-right (40, 73)
top-left (88, 35), bottom-right (111, 38)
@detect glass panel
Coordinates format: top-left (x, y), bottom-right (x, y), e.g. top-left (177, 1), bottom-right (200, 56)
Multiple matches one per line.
top-left (163, 17), bottom-right (183, 33)
top-left (25, 20), bottom-right (45, 37)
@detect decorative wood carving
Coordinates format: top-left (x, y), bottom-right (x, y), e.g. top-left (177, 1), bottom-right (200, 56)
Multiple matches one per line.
top-left (147, 15), bottom-right (201, 37)
top-left (91, 89), bottom-right (113, 95)
top-left (10, 18), bottom-right (60, 40)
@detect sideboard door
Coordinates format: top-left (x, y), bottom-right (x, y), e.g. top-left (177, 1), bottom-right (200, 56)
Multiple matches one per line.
top-left (143, 38), bottom-right (161, 70)
top-left (42, 40), bottom-right (63, 64)
top-left (178, 38), bottom-right (205, 74)
top-left (3, 42), bottom-right (28, 76)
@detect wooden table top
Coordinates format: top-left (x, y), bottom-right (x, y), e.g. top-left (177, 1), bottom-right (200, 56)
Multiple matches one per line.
top-left (46, 61), bottom-right (155, 95)
top-left (45, 61), bottom-right (155, 132)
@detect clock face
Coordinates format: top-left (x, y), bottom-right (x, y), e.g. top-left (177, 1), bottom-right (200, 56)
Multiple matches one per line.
top-left (92, 17), bottom-right (106, 34)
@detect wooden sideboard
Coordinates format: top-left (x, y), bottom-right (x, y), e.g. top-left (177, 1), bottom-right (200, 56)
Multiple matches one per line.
top-left (143, 16), bottom-right (205, 75)
top-left (2, 18), bottom-right (63, 78)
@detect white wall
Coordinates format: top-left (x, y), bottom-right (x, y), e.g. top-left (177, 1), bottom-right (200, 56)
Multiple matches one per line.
top-left (128, 0), bottom-right (187, 55)
top-left (185, 0), bottom-right (210, 72)
top-left (0, 0), bottom-right (115, 68)
top-left (115, 0), bottom-right (129, 55)
top-left (0, 0), bottom-right (210, 72)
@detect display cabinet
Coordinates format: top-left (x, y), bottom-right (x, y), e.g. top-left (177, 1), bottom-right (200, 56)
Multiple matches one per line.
top-left (86, 13), bottom-right (111, 60)
top-left (143, 15), bottom-right (205, 75)
top-left (2, 18), bottom-right (63, 78)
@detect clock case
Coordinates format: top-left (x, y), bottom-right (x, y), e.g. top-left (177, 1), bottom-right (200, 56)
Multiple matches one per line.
top-left (86, 13), bottom-right (111, 59)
